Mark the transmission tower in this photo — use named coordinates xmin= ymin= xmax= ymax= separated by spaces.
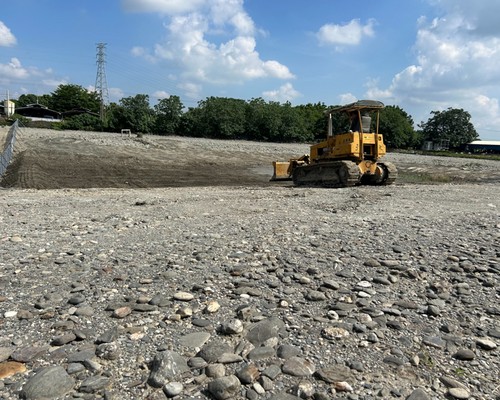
xmin=95 ymin=43 xmax=110 ymax=122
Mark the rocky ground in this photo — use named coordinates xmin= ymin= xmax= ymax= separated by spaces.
xmin=0 ymin=128 xmax=499 ymax=400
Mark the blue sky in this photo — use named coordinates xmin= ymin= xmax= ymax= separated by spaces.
xmin=1 ymin=0 xmax=500 ymax=140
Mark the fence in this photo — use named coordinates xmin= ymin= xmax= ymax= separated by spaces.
xmin=0 ymin=120 xmax=18 ymax=179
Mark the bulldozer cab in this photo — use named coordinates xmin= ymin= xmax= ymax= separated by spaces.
xmin=327 ymin=100 xmax=384 ymax=137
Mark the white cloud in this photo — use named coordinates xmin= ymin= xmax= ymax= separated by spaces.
xmin=262 ymin=82 xmax=301 ymax=103
xmin=42 ymin=78 xmax=68 ymax=89
xmin=152 ymin=90 xmax=170 ymax=99
xmin=316 ymin=19 xmax=375 ymax=48
xmin=178 ymin=82 xmax=202 ymax=100
xmin=430 ymin=0 xmax=500 ymax=36
xmin=0 ymin=57 xmax=70 ymax=95
xmin=131 ymin=46 xmax=146 ymax=57
xmin=126 ymin=0 xmax=293 ymax=100
xmin=339 ymin=93 xmax=358 ymax=105
xmin=109 ymin=87 xmax=125 ymax=103
xmin=155 ymin=16 xmax=294 ymax=84
xmin=365 ymin=1 xmax=500 ymax=139
xmin=209 ymin=0 xmax=255 ymax=35
xmin=0 ymin=21 xmax=16 ymax=47
xmin=0 ymin=58 xmax=29 ymax=81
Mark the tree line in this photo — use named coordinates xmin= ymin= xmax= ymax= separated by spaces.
xmin=8 ymin=84 xmax=479 ymax=149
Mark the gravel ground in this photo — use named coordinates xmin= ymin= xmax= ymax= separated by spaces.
xmin=0 ymin=128 xmax=499 ymax=400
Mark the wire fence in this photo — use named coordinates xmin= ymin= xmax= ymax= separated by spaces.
xmin=0 ymin=120 xmax=19 ymax=180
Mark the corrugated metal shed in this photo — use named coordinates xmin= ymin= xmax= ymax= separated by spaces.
xmin=467 ymin=140 xmax=500 ymax=153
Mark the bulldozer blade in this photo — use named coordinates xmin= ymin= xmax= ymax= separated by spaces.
xmin=270 ymin=161 xmax=292 ymax=181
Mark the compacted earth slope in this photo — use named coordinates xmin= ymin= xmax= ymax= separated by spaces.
xmin=1 ymin=128 xmax=500 ymax=189
xmin=0 ymin=128 xmax=499 ymax=400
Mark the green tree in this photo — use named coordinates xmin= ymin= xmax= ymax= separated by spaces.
xmin=153 ymin=95 xmax=184 ymax=135
xmin=49 ymin=84 xmax=101 ymax=113
xmin=245 ymin=97 xmax=268 ymax=141
xmin=420 ymin=108 xmax=479 ymax=149
xmin=114 ymin=94 xmax=154 ymax=133
xmin=245 ymin=99 xmax=315 ymax=142
xmin=178 ymin=106 xmax=204 ymax=137
xmin=104 ymin=102 xmax=123 ymax=132
xmin=196 ymin=97 xmax=247 ymax=139
xmin=60 ymin=114 xmax=101 ymax=131
xmin=278 ymin=101 xmax=311 ymax=142
xmin=379 ymin=105 xmax=416 ymax=148
xmin=15 ymin=93 xmax=52 ymax=108
xmin=296 ymin=102 xmax=328 ymax=141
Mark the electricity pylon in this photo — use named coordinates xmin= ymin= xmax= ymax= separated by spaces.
xmin=95 ymin=43 xmax=110 ymax=123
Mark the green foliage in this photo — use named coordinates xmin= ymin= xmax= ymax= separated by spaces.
xmin=178 ymin=97 xmax=329 ymax=142
xmin=245 ymin=99 xmax=283 ymax=141
xmin=296 ymin=102 xmax=329 ymax=140
xmin=153 ymin=95 xmax=183 ymax=135
xmin=244 ymin=97 xmax=269 ymax=140
xmin=107 ymin=94 xmax=154 ymax=133
xmin=420 ymin=108 xmax=479 ymax=149
xmin=49 ymin=84 xmax=101 ymax=113
xmin=195 ymin=97 xmax=247 ymax=139
xmin=279 ymin=101 xmax=310 ymax=142
xmin=177 ymin=106 xmax=204 ymax=137
xmin=16 ymin=94 xmax=37 ymax=107
xmin=10 ymin=114 xmax=30 ymax=126
xmin=379 ymin=105 xmax=418 ymax=148
xmin=60 ymin=114 xmax=101 ymax=131
xmin=15 ymin=94 xmax=52 ymax=108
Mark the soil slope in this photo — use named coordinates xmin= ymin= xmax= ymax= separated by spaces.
xmin=1 ymin=128 xmax=499 ymax=189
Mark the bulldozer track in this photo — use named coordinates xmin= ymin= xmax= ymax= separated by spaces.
xmin=379 ymin=161 xmax=397 ymax=185
xmin=292 ymin=160 xmax=361 ymax=188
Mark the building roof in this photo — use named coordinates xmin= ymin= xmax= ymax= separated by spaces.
xmin=468 ymin=141 xmax=500 ymax=146
xmin=15 ymin=104 xmax=61 ymax=119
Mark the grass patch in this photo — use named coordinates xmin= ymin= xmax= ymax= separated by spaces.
xmin=394 ymin=149 xmax=500 ymax=162
xmin=397 ymin=170 xmax=454 ymax=184
xmin=427 ymin=151 xmax=500 ymax=161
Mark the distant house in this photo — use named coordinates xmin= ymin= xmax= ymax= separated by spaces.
xmin=466 ymin=140 xmax=500 ymax=154
xmin=1 ymin=102 xmax=100 ymax=124
xmin=14 ymin=103 xmax=62 ymax=121
xmin=422 ymin=139 xmax=450 ymax=151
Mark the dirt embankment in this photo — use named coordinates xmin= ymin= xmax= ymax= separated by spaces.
xmin=1 ymin=127 xmax=500 ymax=189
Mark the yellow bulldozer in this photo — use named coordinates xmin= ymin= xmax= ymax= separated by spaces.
xmin=271 ymin=100 xmax=397 ymax=187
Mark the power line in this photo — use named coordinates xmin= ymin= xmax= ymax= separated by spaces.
xmin=95 ymin=43 xmax=110 ymax=122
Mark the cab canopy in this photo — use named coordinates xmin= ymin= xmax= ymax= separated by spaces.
xmin=326 ymin=100 xmax=384 ymax=115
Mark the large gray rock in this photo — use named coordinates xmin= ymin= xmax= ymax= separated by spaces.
xmin=281 ymin=357 xmax=316 ymax=377
xmin=207 ymin=375 xmax=241 ymax=400
xmin=79 ymin=375 xmax=110 ymax=393
xmin=246 ymin=317 xmax=285 ymax=346
xmin=406 ymin=388 xmax=430 ymax=400
xmin=197 ymin=341 xmax=233 ymax=363
xmin=315 ymin=364 xmax=353 ymax=383
xmin=20 ymin=365 xmax=75 ymax=399
xmin=148 ymin=351 xmax=189 ymax=388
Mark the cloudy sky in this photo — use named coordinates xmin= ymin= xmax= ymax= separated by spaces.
xmin=1 ymin=0 xmax=500 ymax=140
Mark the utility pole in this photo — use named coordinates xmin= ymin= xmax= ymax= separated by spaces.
xmin=95 ymin=43 xmax=110 ymax=123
